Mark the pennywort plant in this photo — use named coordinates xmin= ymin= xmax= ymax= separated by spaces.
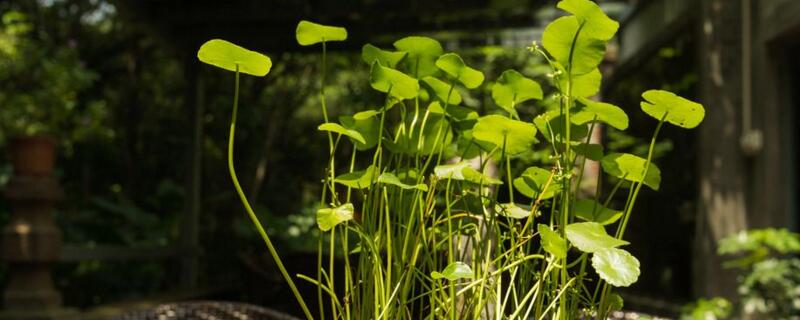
xmin=197 ymin=0 xmax=705 ymax=319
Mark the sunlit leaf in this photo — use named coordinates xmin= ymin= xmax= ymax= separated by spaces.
xmin=539 ymin=224 xmax=567 ymax=259
xmin=362 ymin=44 xmax=407 ymax=68
xmin=600 ymin=153 xmax=661 ymax=190
xmin=431 ymin=262 xmax=473 ymax=280
xmin=340 ymin=110 xmax=380 ymax=150
xmin=378 ymin=172 xmax=428 ymax=191
xmin=559 ymin=67 xmax=601 ymax=98
xmin=318 ymin=123 xmax=366 ymax=144
xmin=421 ymin=76 xmax=462 ymax=105
xmin=542 ymin=16 xmax=606 ymax=75
xmin=316 ymin=203 xmax=354 ymax=232
xmin=592 ymin=248 xmax=640 ymax=287
xmin=640 ymin=90 xmax=705 ymax=129
xmin=435 ymin=53 xmax=484 ymax=89
xmin=472 ymin=115 xmax=538 ymax=154
xmin=335 ymin=165 xmax=377 ymax=189
xmin=495 ymin=203 xmax=531 ymax=220
xmin=491 ymin=69 xmax=543 ymax=116
xmin=434 ymin=161 xmax=502 ymax=185
xmin=393 ymin=36 xmax=443 ymax=78
xmin=295 ymin=20 xmax=347 ymax=46
xmin=197 ymin=39 xmax=272 ymax=76
xmin=573 ymin=199 xmax=622 ymax=225
xmin=557 ymin=0 xmax=619 ymax=40
xmin=369 ymin=61 xmax=419 ymax=100
xmin=565 ymin=222 xmax=628 ymax=253
xmin=533 ymin=110 xmax=588 ymax=143
xmin=572 ymin=97 xmax=629 ymax=130
xmin=513 ymin=166 xmax=561 ymax=200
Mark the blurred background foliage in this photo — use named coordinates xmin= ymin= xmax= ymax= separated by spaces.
xmin=0 ymin=0 xmax=706 ymax=314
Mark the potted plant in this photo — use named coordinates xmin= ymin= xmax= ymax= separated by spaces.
xmin=0 ymin=10 xmax=97 ymax=175
xmin=199 ymin=0 xmax=705 ymax=318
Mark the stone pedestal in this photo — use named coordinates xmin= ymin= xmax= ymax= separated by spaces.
xmin=1 ymin=137 xmax=78 ymax=319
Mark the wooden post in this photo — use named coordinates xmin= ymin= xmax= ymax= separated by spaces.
xmin=693 ymin=0 xmax=749 ymax=300
xmin=1 ymin=137 xmax=77 ymax=319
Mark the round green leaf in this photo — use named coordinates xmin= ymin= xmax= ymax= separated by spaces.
xmin=197 ymin=39 xmax=272 ymax=76
xmin=513 ymin=166 xmax=561 ymax=200
xmin=491 ymin=69 xmax=543 ymax=115
xmin=565 ymin=222 xmax=629 ymax=253
xmin=362 ymin=44 xmax=407 ymax=68
xmin=560 ymin=68 xmax=602 ymax=98
xmin=434 ymin=162 xmax=502 ymax=185
xmin=495 ymin=203 xmax=531 ymax=220
xmin=600 ymin=153 xmax=661 ymax=190
xmin=572 ymin=142 xmax=603 ymax=161
xmin=421 ymin=76 xmax=462 ymax=105
xmin=378 ymin=172 xmax=428 ymax=191
xmin=390 ymin=104 xmax=452 ymax=155
xmin=335 ymin=165 xmax=377 ymax=189
xmin=318 ymin=123 xmax=366 ymax=144
xmin=472 ymin=115 xmax=538 ymax=155
xmin=533 ymin=110 xmax=588 ymax=143
xmin=538 ymin=224 xmax=567 ymax=259
xmin=435 ymin=53 xmax=485 ymax=89
xmin=295 ymin=20 xmax=347 ymax=46
xmin=542 ymin=16 xmax=606 ymax=75
xmin=369 ymin=61 xmax=419 ymax=100
xmin=640 ymin=90 xmax=705 ymax=129
xmin=557 ymin=0 xmax=619 ymax=41
xmin=393 ymin=36 xmax=443 ymax=78
xmin=572 ymin=97 xmax=629 ymax=130
xmin=431 ymin=262 xmax=473 ymax=280
xmin=592 ymin=248 xmax=640 ymax=287
xmin=316 ymin=203 xmax=354 ymax=232
xmin=340 ymin=110 xmax=380 ymax=150
xmin=573 ymin=199 xmax=622 ymax=225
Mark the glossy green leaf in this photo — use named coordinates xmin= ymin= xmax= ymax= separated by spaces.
xmin=435 ymin=53 xmax=485 ymax=89
xmin=340 ymin=111 xmax=380 ymax=150
xmin=434 ymin=162 xmax=502 ymax=185
xmin=361 ymin=44 xmax=407 ymax=68
xmin=562 ymin=68 xmax=602 ymax=97
xmin=592 ymin=248 xmax=640 ymax=287
xmin=600 ymin=153 xmax=661 ymax=190
xmin=316 ymin=203 xmax=354 ymax=232
xmin=513 ymin=166 xmax=561 ymax=200
xmin=557 ymin=0 xmax=619 ymax=40
xmin=378 ymin=172 xmax=428 ymax=191
xmin=492 ymin=70 xmax=543 ymax=115
xmin=573 ymin=199 xmax=622 ymax=225
xmin=318 ymin=123 xmax=366 ymax=144
xmin=533 ymin=110 xmax=588 ymax=143
xmin=431 ymin=262 xmax=473 ymax=280
xmin=495 ymin=203 xmax=531 ymax=220
xmin=393 ymin=36 xmax=443 ymax=78
xmin=472 ymin=115 xmax=538 ymax=154
xmin=295 ymin=20 xmax=347 ymax=46
xmin=335 ymin=165 xmax=377 ymax=189
xmin=197 ymin=39 xmax=272 ymax=76
xmin=542 ymin=16 xmax=606 ymax=75
xmin=572 ymin=97 xmax=629 ymax=130
xmin=369 ymin=61 xmax=419 ymax=100
xmin=572 ymin=142 xmax=603 ymax=161
xmin=565 ymin=222 xmax=629 ymax=253
xmin=538 ymin=224 xmax=567 ymax=259
xmin=421 ymin=76 xmax=462 ymax=105
xmin=640 ymin=90 xmax=705 ymax=129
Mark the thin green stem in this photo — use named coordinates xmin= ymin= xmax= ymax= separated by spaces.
xmin=227 ymin=67 xmax=313 ymax=320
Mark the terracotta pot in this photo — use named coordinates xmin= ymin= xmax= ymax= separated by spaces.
xmin=8 ymin=135 xmax=57 ymax=176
